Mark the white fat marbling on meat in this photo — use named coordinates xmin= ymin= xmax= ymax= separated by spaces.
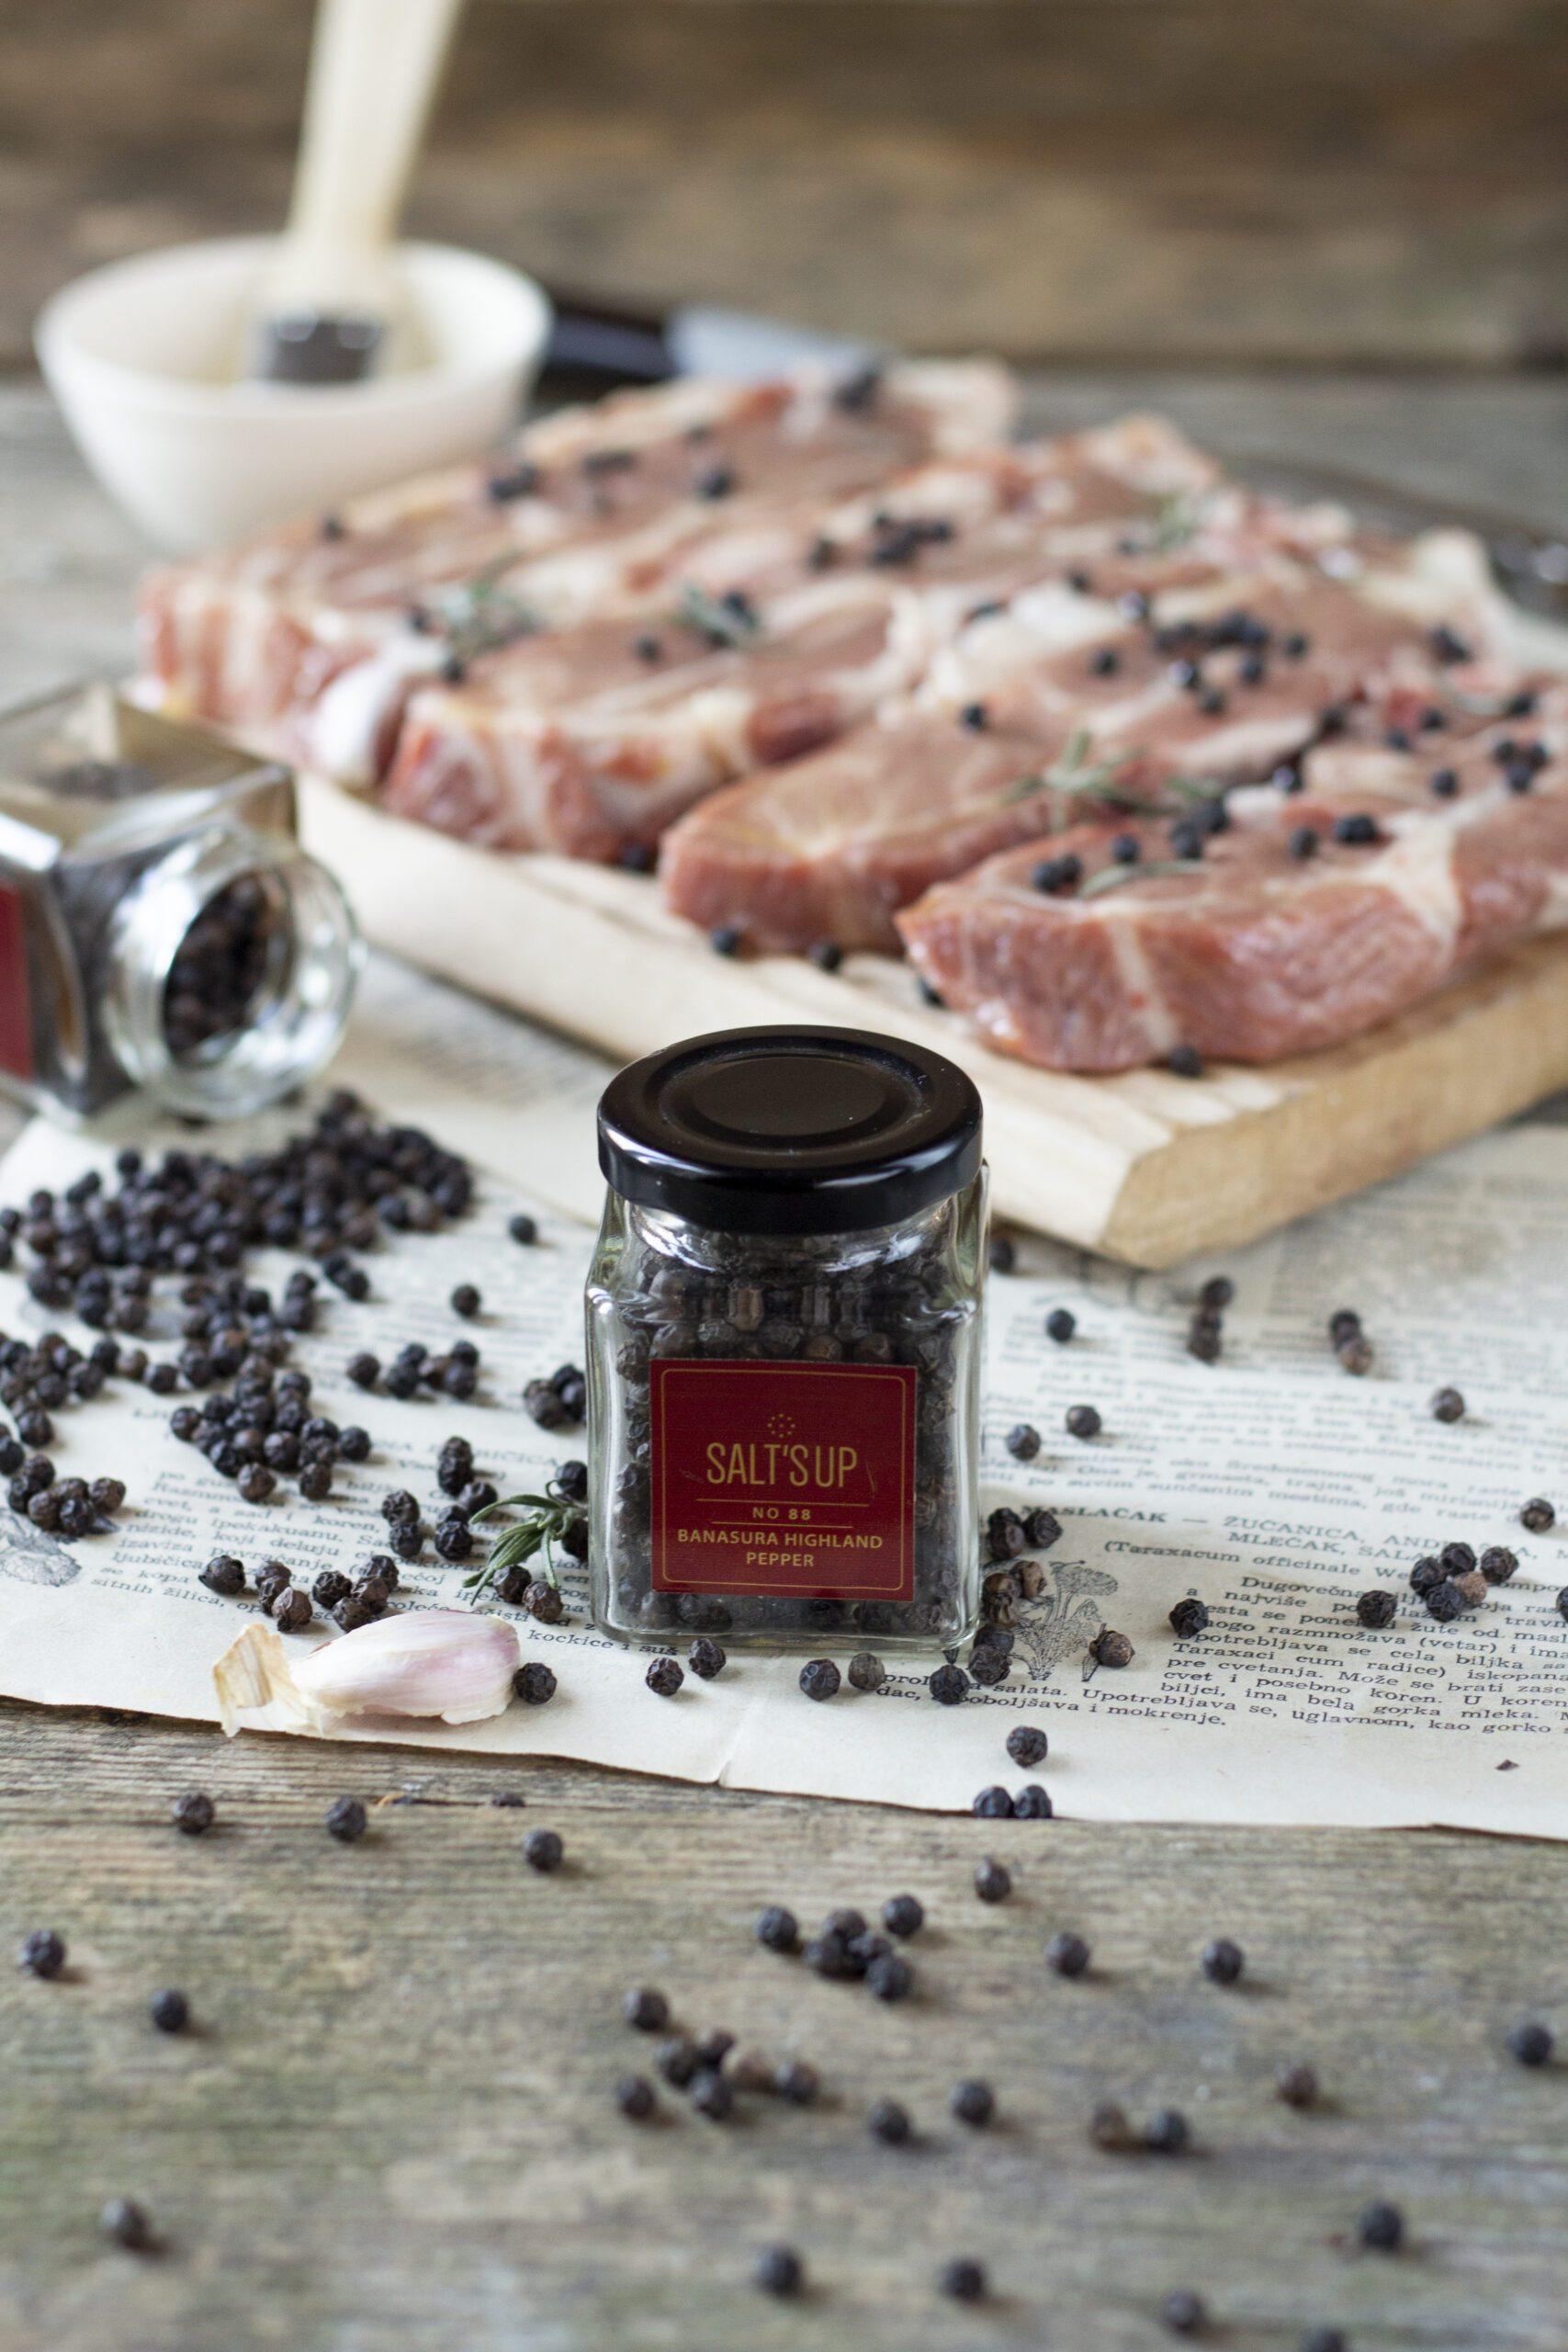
xmin=306 ymin=637 xmax=442 ymax=784
xmin=917 ymin=587 xmax=1122 ymax=704
xmin=1096 ymin=906 xmax=1182 ymax=1056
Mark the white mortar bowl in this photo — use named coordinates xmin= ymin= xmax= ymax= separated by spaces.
xmin=37 ymin=237 xmax=551 ymax=553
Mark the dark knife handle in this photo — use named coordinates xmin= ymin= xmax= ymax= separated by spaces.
xmin=542 ymin=298 xmax=676 ymax=390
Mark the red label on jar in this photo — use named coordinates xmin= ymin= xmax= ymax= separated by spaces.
xmin=0 ymin=884 xmax=31 ymax=1081
xmin=649 ymin=1359 xmax=917 ymax=1601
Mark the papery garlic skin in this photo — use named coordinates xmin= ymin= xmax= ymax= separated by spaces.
xmin=292 ymin=1609 xmax=521 ymax=1724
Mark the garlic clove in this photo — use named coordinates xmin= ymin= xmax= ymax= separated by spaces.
xmin=215 ymin=1610 xmax=520 ymax=1736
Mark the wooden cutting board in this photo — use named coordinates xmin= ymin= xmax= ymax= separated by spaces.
xmin=301 ymin=775 xmax=1568 ymax=1269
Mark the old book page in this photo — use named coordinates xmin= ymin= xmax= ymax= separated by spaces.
xmin=0 ymin=957 xmax=1562 ymax=1835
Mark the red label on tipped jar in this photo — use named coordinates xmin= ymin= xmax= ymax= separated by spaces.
xmin=649 ymin=1360 xmax=917 ymax=1600
xmin=0 ymin=884 xmax=31 ymax=1080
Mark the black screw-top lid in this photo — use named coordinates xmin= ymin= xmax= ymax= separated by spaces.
xmin=597 ymin=1026 xmax=983 ymax=1235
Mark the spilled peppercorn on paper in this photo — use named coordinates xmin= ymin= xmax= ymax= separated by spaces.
xmin=0 ymin=956 xmax=1565 ymax=1835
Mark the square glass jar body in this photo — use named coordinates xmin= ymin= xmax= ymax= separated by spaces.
xmin=587 ymin=1174 xmax=985 ymax=1652
xmin=0 ymin=685 xmax=357 ymax=1122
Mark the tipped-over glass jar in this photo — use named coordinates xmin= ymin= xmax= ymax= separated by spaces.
xmin=0 ymin=684 xmax=360 ymax=1123
xmin=587 ymin=1025 xmax=986 ymax=1652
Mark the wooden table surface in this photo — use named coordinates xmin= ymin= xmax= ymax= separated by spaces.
xmin=1 ymin=381 xmax=1566 ymax=2352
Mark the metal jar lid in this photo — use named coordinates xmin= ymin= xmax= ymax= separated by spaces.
xmin=597 ymin=1025 xmax=983 ymax=1235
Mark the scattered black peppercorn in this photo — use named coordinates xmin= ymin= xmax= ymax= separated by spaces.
xmin=524 ymin=1827 xmax=564 ymax=1872
xmin=656 ymin=2035 xmax=700 ymax=2087
xmin=868 ymin=2096 xmax=912 ymax=2144
xmin=1480 ymin=1546 xmax=1518 ymax=1584
xmin=973 ymin=1857 xmax=1012 ymax=1905
xmin=687 ymin=1636 xmax=727 ymax=1679
xmin=1166 ymin=1045 xmax=1204 ymax=1080
xmin=799 ymin=1658 xmax=840 ymax=1702
xmin=615 ymin=2074 xmax=657 ymax=2120
xmin=847 ymin=1651 xmax=886 ymax=1692
xmin=271 ymin=1586 xmax=312 ymax=1632
xmin=1357 ymin=1590 xmax=1397 ymax=1629
xmin=972 ymin=1786 xmax=1015 ymax=1820
xmin=1506 ymin=2020 xmax=1554 ymax=2067
xmin=1521 ymin=1497 xmax=1556 ymax=1532
xmin=774 ymin=2059 xmax=819 ymax=2103
xmin=1429 ymin=1385 xmax=1465 ymax=1422
xmin=1440 ymin=1541 xmax=1476 ymax=1576
xmin=752 ymin=2245 xmax=804 ymax=2298
xmin=689 ymin=2067 xmax=734 ymax=2120
xmin=1356 ymin=2200 xmax=1404 ymax=2253
xmin=199 ymin=1553 xmax=245 ymax=1598
xmin=1024 ymin=1506 xmax=1061 ymax=1550
xmin=1044 ymin=1306 xmax=1076 ymax=1343
xmin=1409 ymin=1555 xmax=1444 ymax=1596
xmin=929 ymin=1662 xmax=969 ymax=1704
xmin=646 ymin=1655 xmax=683 ymax=1699
xmin=756 ymin=1905 xmax=800 ymax=1954
xmin=1276 ymin=2060 xmax=1320 ymax=2108
xmin=508 ymin=1213 xmax=538 ymax=1246
xmin=1299 ymin=2331 xmax=1347 ymax=2352
xmin=1201 ymin=1937 xmax=1245 ymax=1985
xmin=1014 ymin=1783 xmax=1054 ymax=1819
xmin=326 ymin=1796 xmax=367 ymax=1843
xmin=1143 ymin=2107 xmax=1191 ymax=2155
xmin=1337 ymin=1334 xmax=1374 ymax=1376
xmin=938 ymin=2257 xmax=987 ymax=2303
xmin=18 ymin=1928 xmax=65 ymax=1979
xmin=1066 ymin=1403 xmax=1101 ymax=1440
xmin=807 ymin=938 xmax=842 ymax=973
xmin=1006 ymin=1421 xmax=1041 ymax=1461
xmin=622 ymin=1985 xmax=670 ymax=2033
xmin=513 ymin=1661 xmax=558 ymax=1706
xmin=150 ymin=1988 xmax=189 ymax=2034
xmin=867 ymin=1951 xmax=915 ymax=2002
xmin=1091 ymin=2101 xmax=1135 ymax=2151
xmin=882 ymin=1893 xmax=923 ymax=1939
xmin=100 ymin=2197 xmax=154 ymax=2252
xmin=1046 ymin=1930 xmax=1091 ymax=1978
xmin=1091 ymin=1628 xmax=1134 ymax=1669
xmin=950 ymin=2077 xmax=995 ymax=2128
xmin=172 ymin=1791 xmax=215 ymax=1837
xmin=1168 ymin=1598 xmax=1211 ymax=1639
xmin=1160 ymin=2289 xmax=1206 ymax=2335
xmin=449 ymin=1283 xmax=481 ymax=1319
xmin=1424 ymin=1578 xmax=1467 ymax=1622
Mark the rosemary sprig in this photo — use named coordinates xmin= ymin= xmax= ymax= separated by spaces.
xmin=677 ymin=582 xmax=765 ymax=650
xmin=1078 ymin=857 xmax=1209 ymax=900
xmin=1150 ymin=489 xmax=1213 ymax=553
xmin=428 ymin=557 xmax=542 ymax=662
xmin=1004 ymin=729 xmax=1134 ymax=808
xmin=463 ymin=1492 xmax=583 ymax=1603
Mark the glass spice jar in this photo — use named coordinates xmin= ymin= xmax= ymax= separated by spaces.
xmin=587 ymin=1025 xmax=986 ymax=1652
xmin=0 ymin=683 xmax=360 ymax=1123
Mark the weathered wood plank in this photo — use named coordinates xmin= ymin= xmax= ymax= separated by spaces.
xmin=0 ymin=1700 xmax=1565 ymax=2352
xmin=4 ymin=0 xmax=1567 ymax=368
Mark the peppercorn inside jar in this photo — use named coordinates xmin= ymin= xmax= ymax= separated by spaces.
xmin=587 ymin=1025 xmax=986 ymax=1652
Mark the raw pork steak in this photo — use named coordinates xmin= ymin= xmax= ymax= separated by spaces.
xmin=660 ymin=560 xmax=1480 ymax=953
xmin=138 ymin=361 xmax=1016 ymax=757
xmin=897 ymin=679 xmax=1568 ymax=1071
